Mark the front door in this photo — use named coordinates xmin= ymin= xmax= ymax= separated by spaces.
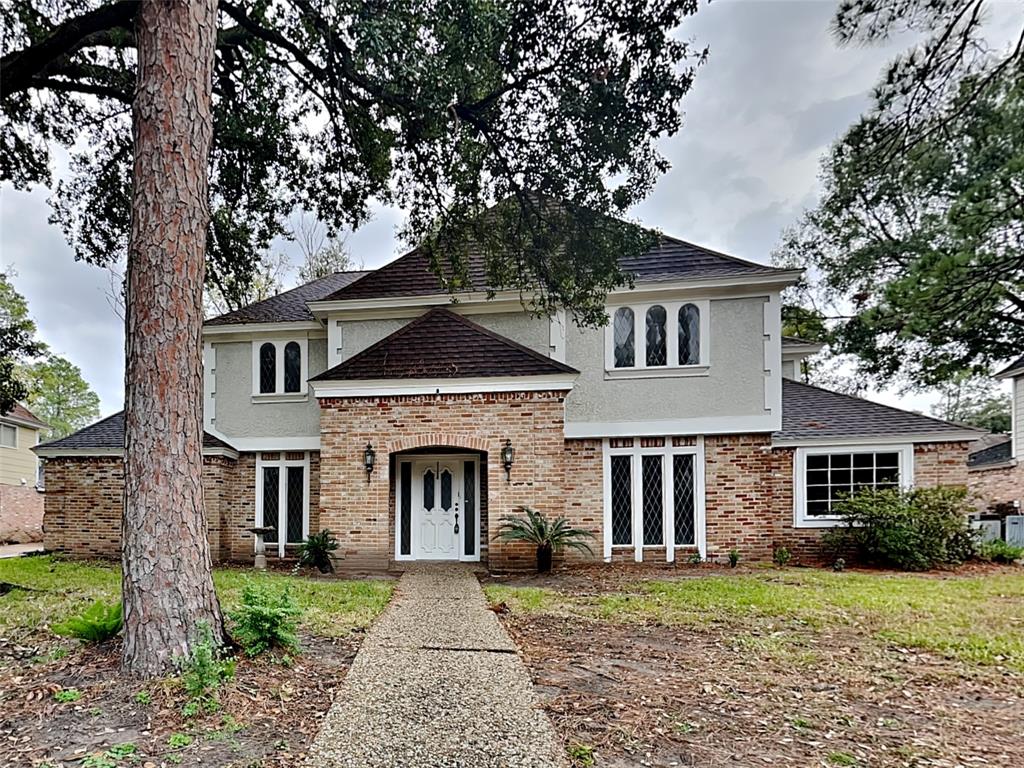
xmin=412 ymin=458 xmax=461 ymax=559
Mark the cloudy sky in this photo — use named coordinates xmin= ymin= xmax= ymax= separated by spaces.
xmin=0 ymin=1 xmax=1011 ymax=417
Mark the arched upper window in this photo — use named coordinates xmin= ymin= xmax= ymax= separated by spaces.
xmin=678 ymin=303 xmax=701 ymax=365
xmin=613 ymin=307 xmax=635 ymax=368
xmin=645 ymin=305 xmax=667 ymax=366
xmin=284 ymin=341 xmax=302 ymax=393
xmin=259 ymin=343 xmax=276 ymax=394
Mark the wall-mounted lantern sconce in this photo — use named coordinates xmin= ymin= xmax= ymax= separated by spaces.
xmin=501 ymin=438 xmax=515 ymax=483
xmin=363 ymin=442 xmax=376 ymax=483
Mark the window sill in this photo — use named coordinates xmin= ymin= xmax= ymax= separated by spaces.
xmin=251 ymin=393 xmax=309 ymax=404
xmin=604 ymin=365 xmax=709 ymax=381
xmin=793 ymin=516 xmax=844 ymax=529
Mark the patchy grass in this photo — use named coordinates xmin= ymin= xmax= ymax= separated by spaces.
xmin=485 ymin=569 xmax=1024 ymax=670
xmin=0 ymin=555 xmax=393 ymax=643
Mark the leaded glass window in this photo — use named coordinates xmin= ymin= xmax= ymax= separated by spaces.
xmin=673 ymin=454 xmax=695 ymax=545
xmin=463 ymin=461 xmax=476 ymax=557
xmin=259 ymin=343 xmax=276 ymax=394
xmin=400 ymin=462 xmax=412 ymax=556
xmin=610 ymin=455 xmax=632 ymax=545
xmin=261 ymin=466 xmax=279 ymax=543
xmin=641 ymin=455 xmax=663 ymax=545
xmin=286 ymin=466 xmax=304 ymax=542
xmin=423 ymin=469 xmax=435 ymax=509
xmin=440 ymin=468 xmax=453 ymax=511
xmin=613 ymin=308 xmax=635 ymax=368
xmin=284 ymin=341 xmax=301 ymax=393
xmin=645 ymin=306 xmax=667 ymax=366
xmin=678 ymin=304 xmax=700 ymax=365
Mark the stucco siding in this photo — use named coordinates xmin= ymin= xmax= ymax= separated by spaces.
xmin=470 ymin=311 xmax=550 ymax=355
xmin=212 ymin=338 xmax=326 ymax=438
xmin=1 ymin=424 xmax=41 ymax=486
xmin=564 ymin=296 xmax=770 ymax=426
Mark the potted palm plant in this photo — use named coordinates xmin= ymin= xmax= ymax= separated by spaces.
xmin=494 ymin=507 xmax=595 ymax=573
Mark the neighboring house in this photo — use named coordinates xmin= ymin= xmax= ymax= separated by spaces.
xmin=35 ymin=232 xmax=979 ymax=568
xmin=0 ymin=403 xmax=48 ymax=543
xmin=968 ymin=355 xmax=1024 ymax=512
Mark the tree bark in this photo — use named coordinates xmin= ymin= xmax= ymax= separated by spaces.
xmin=121 ymin=0 xmax=222 ymax=678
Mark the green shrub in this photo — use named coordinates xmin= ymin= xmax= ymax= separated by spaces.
xmin=52 ymin=600 xmax=123 ymax=643
xmin=228 ymin=580 xmax=301 ymax=657
xmin=180 ymin=621 xmax=235 ymax=715
xmin=823 ymin=486 xmax=975 ymax=571
xmin=54 ymin=688 xmax=81 ymax=703
xmin=978 ymin=538 xmax=1024 ymax=564
xmin=727 ymin=549 xmax=740 ymax=568
xmin=296 ymin=529 xmax=340 ymax=573
xmin=772 ymin=547 xmax=791 ymax=567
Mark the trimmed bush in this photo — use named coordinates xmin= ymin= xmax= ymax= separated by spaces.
xmin=978 ymin=539 xmax=1024 ymax=564
xmin=228 ymin=580 xmax=301 ymax=656
xmin=52 ymin=600 xmax=123 ymax=643
xmin=822 ymin=486 xmax=975 ymax=571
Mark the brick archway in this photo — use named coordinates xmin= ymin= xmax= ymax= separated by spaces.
xmin=387 ymin=432 xmax=490 ymax=454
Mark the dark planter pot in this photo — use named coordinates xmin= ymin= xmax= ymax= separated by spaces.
xmin=536 ymin=544 xmax=553 ymax=573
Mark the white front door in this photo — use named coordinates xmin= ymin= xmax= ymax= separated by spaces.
xmin=412 ymin=458 xmax=461 ymax=560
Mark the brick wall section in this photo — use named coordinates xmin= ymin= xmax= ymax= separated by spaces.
xmin=968 ymin=462 xmax=1023 ymax=511
xmin=0 ymin=484 xmax=44 ymax=543
xmin=318 ymin=391 xmax=568 ymax=571
xmin=704 ymin=434 xmax=777 ymax=561
xmin=561 ymin=439 xmax=604 ymax=564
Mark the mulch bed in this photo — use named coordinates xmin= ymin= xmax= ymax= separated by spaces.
xmin=0 ymin=631 xmax=363 ymax=767
xmin=501 ymin=612 xmax=1024 ymax=767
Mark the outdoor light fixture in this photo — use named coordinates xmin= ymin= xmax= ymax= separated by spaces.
xmin=363 ymin=442 xmax=376 ymax=482
xmin=501 ymin=439 xmax=515 ymax=482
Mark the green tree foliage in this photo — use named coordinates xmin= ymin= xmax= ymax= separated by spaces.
xmin=930 ymin=373 xmax=1011 ymax=433
xmin=0 ymin=271 xmax=43 ymax=413
xmin=20 ymin=355 xmax=101 ymax=440
xmin=1 ymin=0 xmax=707 ymax=323
xmin=777 ymin=1 xmax=1024 ymax=389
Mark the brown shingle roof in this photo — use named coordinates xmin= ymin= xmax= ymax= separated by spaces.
xmin=204 ymin=271 xmax=370 ymax=326
xmin=311 ymin=308 xmax=578 ymax=381
xmin=321 ymin=235 xmax=790 ymax=303
xmin=1 ymin=403 xmax=47 ymax=429
xmin=775 ymin=379 xmax=981 ymax=443
xmin=35 ymin=411 xmax=233 ymax=452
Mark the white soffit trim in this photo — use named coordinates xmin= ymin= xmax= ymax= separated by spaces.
xmin=1 ymin=415 xmax=45 ymax=430
xmin=202 ymin=321 xmax=325 ymax=339
xmin=226 ymin=436 xmax=322 ymax=451
xmin=313 ymin=374 xmax=576 ymax=398
xmin=565 ymin=413 xmax=780 ymax=439
xmin=772 ymin=431 xmax=982 ymax=449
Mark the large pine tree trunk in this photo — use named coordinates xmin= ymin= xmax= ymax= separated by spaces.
xmin=121 ymin=0 xmax=222 ymax=678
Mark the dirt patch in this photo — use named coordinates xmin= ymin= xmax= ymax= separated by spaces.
xmin=0 ymin=632 xmax=363 ymax=767
xmin=503 ymin=613 xmax=1024 ymax=767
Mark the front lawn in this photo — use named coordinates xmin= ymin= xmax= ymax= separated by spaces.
xmin=0 ymin=555 xmax=394 ymax=767
xmin=486 ymin=567 xmax=1024 ymax=767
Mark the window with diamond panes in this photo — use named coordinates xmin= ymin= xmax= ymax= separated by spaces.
xmin=678 ymin=304 xmax=700 ymax=365
xmin=440 ymin=468 xmax=452 ymax=511
xmin=673 ymin=454 xmax=696 ymax=545
xmin=286 ymin=466 xmax=304 ymax=542
xmin=261 ymin=467 xmax=279 ymax=543
xmin=463 ymin=461 xmax=476 ymax=556
xmin=259 ymin=343 xmax=276 ymax=394
xmin=400 ymin=462 xmax=412 ymax=556
xmin=805 ymin=451 xmax=900 ymax=516
xmin=284 ymin=341 xmax=302 ymax=393
xmin=645 ymin=306 xmax=667 ymax=366
xmin=613 ymin=307 xmax=635 ymax=368
xmin=610 ymin=455 xmax=633 ymax=545
xmin=641 ymin=455 xmax=664 ymax=545
xmin=423 ymin=469 xmax=435 ymax=509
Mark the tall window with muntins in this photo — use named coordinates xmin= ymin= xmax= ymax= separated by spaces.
xmin=673 ymin=454 xmax=695 ymax=545
xmin=805 ymin=451 xmax=901 ymax=516
xmin=613 ymin=307 xmax=635 ymax=368
xmin=645 ymin=305 xmax=667 ymax=366
xmin=641 ymin=455 xmax=664 ymax=545
xmin=678 ymin=303 xmax=700 ymax=365
xmin=610 ymin=455 xmax=633 ymax=545
xmin=284 ymin=341 xmax=302 ymax=393
xmin=400 ymin=462 xmax=412 ymax=556
xmin=259 ymin=343 xmax=276 ymax=394
xmin=463 ymin=461 xmax=476 ymax=556
xmin=261 ymin=466 xmax=279 ymax=543
xmin=286 ymin=466 xmax=304 ymax=542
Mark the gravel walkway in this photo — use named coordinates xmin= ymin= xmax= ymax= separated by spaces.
xmin=307 ymin=564 xmax=564 ymax=767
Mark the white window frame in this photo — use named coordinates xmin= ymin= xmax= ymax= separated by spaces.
xmin=604 ymin=300 xmax=710 ymax=378
xmin=602 ymin=436 xmax=706 ymax=562
xmin=251 ymin=338 xmax=309 ymax=401
xmin=0 ymin=423 xmax=17 ymax=449
xmin=793 ymin=443 xmax=914 ymax=528
xmin=255 ymin=451 xmax=311 ymax=557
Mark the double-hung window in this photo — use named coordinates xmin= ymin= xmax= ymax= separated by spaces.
xmin=252 ymin=339 xmax=307 ymax=399
xmin=256 ymin=452 xmax=310 ymax=557
xmin=0 ymin=423 xmax=17 ymax=448
xmin=794 ymin=444 xmax=913 ymax=527
xmin=607 ymin=300 xmax=709 ymax=375
xmin=605 ymin=438 xmax=704 ymax=561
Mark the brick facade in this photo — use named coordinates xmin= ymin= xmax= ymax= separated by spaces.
xmin=0 ymin=484 xmax=44 ymax=543
xmin=969 ymin=461 xmax=1023 ymax=511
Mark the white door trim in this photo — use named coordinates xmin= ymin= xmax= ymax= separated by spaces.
xmin=394 ymin=453 xmax=481 ymax=563
xmin=255 ymin=451 xmax=311 ymax=558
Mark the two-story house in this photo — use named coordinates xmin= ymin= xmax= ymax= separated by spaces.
xmin=1 ymin=403 xmax=47 ymax=543
xmin=968 ymin=356 xmax=1024 ymax=512
xmin=35 ymin=231 xmax=979 ymax=568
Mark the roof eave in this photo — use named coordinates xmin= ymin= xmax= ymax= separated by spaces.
xmin=995 ymin=366 xmax=1024 ymax=380
xmin=1 ymin=414 xmax=47 ymax=430
xmin=35 ymin=445 xmax=240 ymax=460
xmin=202 ymin=320 xmax=325 ymax=337
xmin=311 ymin=373 xmax=577 ymax=399
xmin=771 ymin=429 xmax=983 ymax=449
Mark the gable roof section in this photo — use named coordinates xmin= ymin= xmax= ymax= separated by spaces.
xmin=204 ymin=270 xmax=370 ymax=326
xmin=311 ymin=307 xmax=578 ymax=382
xmin=775 ymin=379 xmax=982 ymax=445
xmin=35 ymin=412 xmax=234 ymax=455
xmin=967 ymin=433 xmax=1013 ymax=468
xmin=995 ymin=353 xmax=1024 ymax=379
xmin=321 ymin=235 xmax=792 ymax=303
xmin=1 ymin=403 xmax=48 ymax=429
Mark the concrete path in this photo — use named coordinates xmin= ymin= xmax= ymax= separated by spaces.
xmin=0 ymin=543 xmax=43 ymax=559
xmin=307 ymin=564 xmax=564 ymax=768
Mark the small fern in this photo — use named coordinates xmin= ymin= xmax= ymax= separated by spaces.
xmin=52 ymin=601 xmax=123 ymax=643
